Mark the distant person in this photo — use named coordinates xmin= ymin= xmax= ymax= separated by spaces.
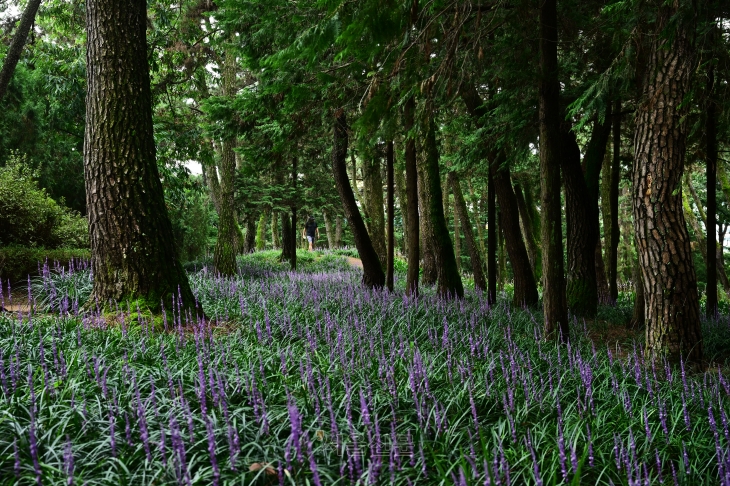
xmin=302 ymin=215 xmax=319 ymax=251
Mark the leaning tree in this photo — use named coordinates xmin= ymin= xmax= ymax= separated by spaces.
xmin=84 ymin=0 xmax=195 ymax=311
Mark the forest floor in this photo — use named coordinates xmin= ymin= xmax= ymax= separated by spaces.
xmin=345 ymin=256 xmax=363 ymax=269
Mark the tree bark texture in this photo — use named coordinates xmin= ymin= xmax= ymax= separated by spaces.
xmin=395 ymin=164 xmax=410 ymax=255
xmin=706 ymin=66 xmax=718 ymax=317
xmin=362 ymin=152 xmax=387 ymax=268
xmin=421 ymin=112 xmax=463 ymax=298
xmin=561 ymin=128 xmax=598 ymax=318
xmin=539 ymin=0 xmax=569 ymax=341
xmin=610 ymin=101 xmax=622 ymax=300
xmin=0 ymin=0 xmax=42 ymax=103
xmin=244 ymin=213 xmax=256 ymax=254
xmin=418 ymin=160 xmax=438 ymax=286
xmin=404 ymin=96 xmax=420 ymax=295
xmin=213 ymin=50 xmax=239 ymax=276
xmin=280 ymin=213 xmax=292 ymax=261
xmin=84 ymin=0 xmax=195 ymax=309
xmin=449 ymin=172 xmax=486 ymax=291
xmin=492 ymin=163 xmax=539 ymax=306
xmin=514 ymin=181 xmax=541 ymax=282
xmin=323 ymin=211 xmax=336 ymax=249
xmin=632 ymin=6 xmax=702 ymax=363
xmin=332 ymin=110 xmax=385 ymax=288
xmin=387 ymin=141 xmax=395 ymax=291
xmin=595 ymin=237 xmax=612 ymax=304
xmin=335 ymin=216 xmax=343 ymax=248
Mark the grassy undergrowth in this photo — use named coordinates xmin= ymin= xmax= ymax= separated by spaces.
xmin=0 ymin=255 xmax=729 ymax=485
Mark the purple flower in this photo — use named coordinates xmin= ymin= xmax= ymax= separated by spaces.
xmin=64 ymin=436 xmax=74 ymax=486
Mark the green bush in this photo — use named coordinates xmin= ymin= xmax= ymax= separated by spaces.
xmin=0 ymin=157 xmax=88 ymax=248
xmin=167 ymin=188 xmax=215 ymax=263
xmin=0 ymin=246 xmax=90 ymax=284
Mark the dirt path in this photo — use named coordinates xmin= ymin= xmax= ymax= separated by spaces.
xmin=346 ymin=257 xmax=363 ymax=269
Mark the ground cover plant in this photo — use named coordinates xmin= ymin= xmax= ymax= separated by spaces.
xmin=1 ymin=256 xmax=729 ymax=485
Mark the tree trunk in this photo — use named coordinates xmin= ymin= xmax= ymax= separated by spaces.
xmin=213 ymin=50 xmax=239 ymax=277
xmin=633 ymin=6 xmax=701 ymax=363
xmin=449 ymin=172 xmax=486 ymax=291
xmin=386 ymin=141 xmax=395 ymax=291
xmin=469 ymin=182 xmax=487 ymax=258
xmin=488 ymin=171 xmax=497 ymax=304
xmin=539 ymin=0 xmax=569 ymax=341
xmin=84 ymin=0 xmax=194 ymax=310
xmin=280 ymin=213 xmax=292 ymax=262
xmin=331 ymin=110 xmax=385 ymax=288
xmin=706 ymin=66 xmax=718 ymax=317
xmin=492 ymin=160 xmax=539 ymax=306
xmin=609 ymin=101 xmax=622 ymax=301
xmin=404 ymin=96 xmax=420 ymax=295
xmin=452 ymin=182 xmax=461 ymax=273
xmin=291 ymin=157 xmax=297 ymax=271
xmin=335 ymin=216 xmax=343 ymax=248
xmin=395 ymin=165 xmax=410 ymax=255
xmin=498 ymin=210 xmax=506 ymax=291
xmin=514 ymin=181 xmax=541 ymax=280
xmin=421 ymin=109 xmax=463 ymax=298
xmin=418 ymin=160 xmax=438 ymax=286
xmin=362 ymin=151 xmax=387 ymax=267
xmin=561 ymin=128 xmax=598 ymax=318
xmin=244 ymin=213 xmax=257 ymax=253
xmin=595 ymin=238 xmax=612 ymax=304
xmin=0 ymin=0 xmax=42 ymax=103
xmin=272 ymin=211 xmax=280 ymax=248
xmin=323 ymin=211 xmax=336 ymax=249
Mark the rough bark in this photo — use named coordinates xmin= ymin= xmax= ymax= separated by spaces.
xmin=0 ymin=0 xmax=42 ymax=103
xmin=335 ymin=216 xmax=343 ymax=248
xmin=421 ymin=110 xmax=463 ymax=298
xmin=362 ymin=152 xmax=387 ymax=267
xmin=386 ymin=141 xmax=395 ymax=291
xmin=202 ymin=163 xmax=221 ymax=214
xmin=84 ymin=0 xmax=194 ymax=309
xmin=561 ymin=128 xmax=598 ymax=318
xmin=706 ymin=66 xmax=718 ymax=317
xmin=280 ymin=213 xmax=292 ymax=261
xmin=633 ymin=6 xmax=701 ymax=363
xmin=244 ymin=213 xmax=257 ymax=254
xmin=609 ymin=101 xmax=622 ymax=300
xmin=418 ymin=161 xmax=438 ymax=286
xmin=213 ymin=50 xmax=239 ymax=276
xmin=449 ymin=171 xmax=486 ymax=291
xmin=514 ymin=181 xmax=540 ymax=280
xmin=404 ymin=96 xmax=420 ymax=295
xmin=539 ymin=0 xmax=569 ymax=341
xmin=332 ymin=110 xmax=385 ymax=288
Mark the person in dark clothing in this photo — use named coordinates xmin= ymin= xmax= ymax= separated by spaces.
xmin=302 ymin=215 xmax=319 ymax=251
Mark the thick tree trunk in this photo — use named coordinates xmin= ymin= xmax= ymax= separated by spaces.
xmin=213 ymin=51 xmax=239 ymax=276
xmin=421 ymin=110 xmax=463 ymax=298
xmin=323 ymin=211 xmax=336 ymax=249
xmin=595 ymin=238 xmax=612 ymax=304
xmin=84 ymin=0 xmax=194 ymax=309
xmin=706 ymin=66 xmax=718 ymax=317
xmin=0 ymin=0 xmax=42 ymax=103
xmin=488 ymin=171 xmax=497 ymax=304
xmin=449 ymin=172 xmax=486 ymax=291
xmin=404 ymin=96 xmax=420 ymax=295
xmin=561 ymin=128 xmax=598 ymax=318
xmin=539 ymin=0 xmax=569 ymax=341
xmin=280 ymin=213 xmax=292 ymax=262
xmin=609 ymin=101 xmax=622 ymax=301
xmin=492 ymin=160 xmax=539 ymax=306
xmin=633 ymin=6 xmax=701 ymax=363
xmin=418 ymin=161 xmax=438 ymax=286
xmin=386 ymin=141 xmax=395 ymax=291
xmin=331 ymin=110 xmax=385 ymax=288
xmin=244 ymin=213 xmax=256 ymax=254
xmin=362 ymin=152 xmax=387 ymax=268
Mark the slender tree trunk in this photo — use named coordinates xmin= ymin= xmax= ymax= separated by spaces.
xmin=421 ymin=108 xmax=463 ymax=298
xmin=395 ymin=165 xmax=409 ymax=255
xmin=498 ymin=211 xmax=506 ymax=291
xmin=492 ymin=160 xmax=539 ymax=306
xmin=404 ymin=96 xmax=420 ymax=295
xmin=633 ymin=6 xmax=701 ymax=363
xmin=561 ymin=128 xmax=598 ymax=318
xmin=213 ymin=50 xmax=239 ymax=276
xmin=202 ymin=163 xmax=221 ymax=213
xmin=386 ymin=141 xmax=395 ymax=291
xmin=0 ymin=0 xmax=42 ymax=103
xmin=609 ymin=101 xmax=622 ymax=300
xmin=291 ymin=157 xmax=297 ymax=271
xmin=418 ymin=160 xmax=438 ymax=286
xmin=488 ymin=171 xmax=497 ymax=304
xmin=514 ymin=181 xmax=540 ymax=280
xmin=469 ymin=182 xmax=487 ymax=258
xmin=335 ymin=216 xmax=343 ymax=248
xmin=453 ymin=184 xmax=461 ymax=273
xmin=280 ymin=213 xmax=292 ymax=261
xmin=539 ymin=0 xmax=569 ymax=341
xmin=595 ymin=238 xmax=612 ymax=304
xmin=323 ymin=211 xmax=336 ymax=249
xmin=331 ymin=110 xmax=385 ymax=288
xmin=362 ymin=151 xmax=387 ymax=267
xmin=84 ymin=0 xmax=194 ymax=310
xmin=272 ymin=211 xmax=280 ymax=248
xmin=449 ymin=172 xmax=486 ymax=291
xmin=244 ymin=213 xmax=257 ymax=253
xmin=706 ymin=66 xmax=718 ymax=317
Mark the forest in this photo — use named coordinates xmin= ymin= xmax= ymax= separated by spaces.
xmin=1 ymin=0 xmax=730 ymax=484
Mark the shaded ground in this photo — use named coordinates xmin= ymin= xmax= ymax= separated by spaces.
xmin=346 ymin=256 xmax=363 ymax=269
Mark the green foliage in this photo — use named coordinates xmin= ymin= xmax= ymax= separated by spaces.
xmin=166 ymin=179 xmax=216 ymax=264
xmin=0 ymin=157 xmax=88 ymax=249
xmin=0 ymin=246 xmax=89 ymax=283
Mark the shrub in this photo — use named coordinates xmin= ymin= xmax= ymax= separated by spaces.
xmin=0 ymin=157 xmax=88 ymax=248
xmin=0 ymin=246 xmax=90 ymax=284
